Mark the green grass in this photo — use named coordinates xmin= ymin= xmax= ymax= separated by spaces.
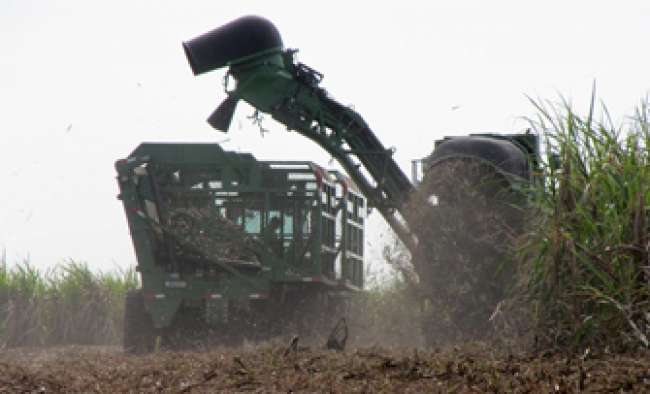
xmin=0 ymin=257 xmax=137 ymax=347
xmin=519 ymin=93 xmax=650 ymax=350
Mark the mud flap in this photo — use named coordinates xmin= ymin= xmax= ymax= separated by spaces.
xmin=145 ymin=297 xmax=182 ymax=329
xmin=205 ymin=297 xmax=229 ymax=325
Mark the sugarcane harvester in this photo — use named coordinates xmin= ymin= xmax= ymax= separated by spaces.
xmin=182 ymin=16 xmax=540 ymax=342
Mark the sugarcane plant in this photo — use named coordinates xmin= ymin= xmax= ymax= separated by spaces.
xmin=520 ymin=92 xmax=650 ymax=350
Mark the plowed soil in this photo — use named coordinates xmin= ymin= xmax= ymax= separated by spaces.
xmin=1 ymin=345 xmax=648 ymax=393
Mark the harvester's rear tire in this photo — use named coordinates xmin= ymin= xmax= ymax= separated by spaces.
xmin=123 ymin=290 xmax=156 ymax=354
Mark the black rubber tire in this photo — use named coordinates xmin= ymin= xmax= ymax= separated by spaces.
xmin=123 ymin=290 xmax=156 ymax=354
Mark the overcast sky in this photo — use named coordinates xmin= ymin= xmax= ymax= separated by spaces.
xmin=2 ymin=1 xmax=649 ymax=271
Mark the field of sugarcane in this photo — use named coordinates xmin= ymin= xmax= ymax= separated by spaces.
xmin=518 ymin=94 xmax=650 ymax=351
xmin=0 ymin=256 xmax=137 ymax=347
xmin=1 ymin=96 xmax=649 ymax=392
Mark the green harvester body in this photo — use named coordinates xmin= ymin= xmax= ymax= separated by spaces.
xmin=116 ymin=143 xmax=364 ymax=343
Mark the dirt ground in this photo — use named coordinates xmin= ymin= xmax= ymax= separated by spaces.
xmin=1 ymin=344 xmax=648 ymax=393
